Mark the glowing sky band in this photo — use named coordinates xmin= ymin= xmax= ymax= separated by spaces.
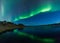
xmin=14 ymin=5 xmax=51 ymax=21
xmin=1 ymin=2 xmax=4 ymax=17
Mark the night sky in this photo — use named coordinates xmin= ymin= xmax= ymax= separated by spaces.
xmin=0 ymin=0 xmax=60 ymax=42
xmin=0 ymin=0 xmax=60 ymax=25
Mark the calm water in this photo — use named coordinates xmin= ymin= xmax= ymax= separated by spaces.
xmin=0 ymin=27 xmax=60 ymax=43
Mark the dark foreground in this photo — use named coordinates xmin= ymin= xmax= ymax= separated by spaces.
xmin=1 ymin=25 xmax=60 ymax=43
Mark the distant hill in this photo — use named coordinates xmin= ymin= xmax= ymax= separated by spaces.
xmin=25 ymin=23 xmax=60 ymax=30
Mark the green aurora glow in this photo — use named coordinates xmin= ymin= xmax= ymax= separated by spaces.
xmin=1 ymin=2 xmax=4 ymax=17
xmin=14 ymin=4 xmax=51 ymax=21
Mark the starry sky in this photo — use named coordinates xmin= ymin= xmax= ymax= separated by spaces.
xmin=0 ymin=0 xmax=60 ymax=25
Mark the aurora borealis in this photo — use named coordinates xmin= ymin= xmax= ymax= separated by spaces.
xmin=0 ymin=0 xmax=60 ymax=43
xmin=0 ymin=0 xmax=60 ymax=25
xmin=14 ymin=0 xmax=52 ymax=21
xmin=14 ymin=4 xmax=51 ymax=21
